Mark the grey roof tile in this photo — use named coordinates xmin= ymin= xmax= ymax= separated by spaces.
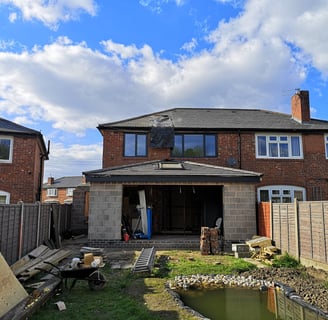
xmin=98 ymin=108 xmax=328 ymax=131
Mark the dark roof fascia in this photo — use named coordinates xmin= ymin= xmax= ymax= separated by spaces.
xmin=85 ymin=174 xmax=261 ymax=184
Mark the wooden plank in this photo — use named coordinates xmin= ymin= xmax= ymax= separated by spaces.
xmin=246 ymin=236 xmax=272 ymax=248
xmin=0 ymin=253 xmax=28 ymax=318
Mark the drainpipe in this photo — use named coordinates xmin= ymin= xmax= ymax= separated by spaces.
xmin=38 ymin=140 xmax=50 ymax=201
xmin=238 ymin=129 xmax=242 ymax=169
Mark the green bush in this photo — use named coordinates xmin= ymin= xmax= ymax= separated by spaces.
xmin=272 ymin=252 xmax=300 ymax=268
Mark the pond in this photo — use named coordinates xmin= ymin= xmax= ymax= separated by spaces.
xmin=177 ymin=287 xmax=275 ymax=320
xmin=177 ymin=286 xmax=328 ymax=320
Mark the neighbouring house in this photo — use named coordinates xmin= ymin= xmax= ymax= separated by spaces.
xmin=42 ymin=176 xmax=89 ymax=204
xmin=84 ymin=90 xmax=328 ymax=245
xmin=0 ymin=117 xmax=48 ymax=204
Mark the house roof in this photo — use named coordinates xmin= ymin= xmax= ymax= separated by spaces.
xmin=98 ymin=108 xmax=328 ymax=132
xmin=43 ymin=176 xmax=89 ymax=189
xmin=83 ymin=160 xmax=262 ymax=184
xmin=0 ymin=117 xmax=48 ymax=157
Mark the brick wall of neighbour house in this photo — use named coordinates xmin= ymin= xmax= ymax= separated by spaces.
xmin=265 ymin=201 xmax=328 ymax=270
xmin=42 ymin=187 xmax=73 ymax=204
xmin=0 ymin=136 xmax=42 ymax=203
xmin=222 ymin=183 xmax=257 ymax=242
xmin=88 ymin=183 xmax=123 ymax=245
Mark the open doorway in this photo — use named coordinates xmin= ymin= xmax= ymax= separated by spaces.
xmin=122 ymin=185 xmax=223 ymax=236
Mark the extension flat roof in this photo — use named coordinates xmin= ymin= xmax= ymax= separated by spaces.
xmin=84 ymin=160 xmax=262 ymax=184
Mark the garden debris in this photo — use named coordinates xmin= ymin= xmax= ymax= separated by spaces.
xmin=10 ymin=244 xmax=71 ymax=282
xmin=246 ymin=236 xmax=279 ymax=262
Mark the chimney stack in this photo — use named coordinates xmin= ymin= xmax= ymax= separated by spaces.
xmin=291 ymin=90 xmax=310 ymax=123
xmin=47 ymin=177 xmax=54 ymax=185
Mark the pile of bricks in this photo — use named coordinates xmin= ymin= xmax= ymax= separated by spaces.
xmin=200 ymin=227 xmax=220 ymax=255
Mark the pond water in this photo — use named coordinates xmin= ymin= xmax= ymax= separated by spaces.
xmin=178 ymin=287 xmax=276 ymax=320
xmin=177 ymin=286 xmax=328 ymax=320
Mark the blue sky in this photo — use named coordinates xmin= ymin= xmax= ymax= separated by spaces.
xmin=0 ymin=0 xmax=328 ymax=180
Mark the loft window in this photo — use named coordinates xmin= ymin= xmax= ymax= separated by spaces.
xmin=258 ymin=185 xmax=305 ymax=203
xmin=0 ymin=136 xmax=13 ymax=163
xmin=47 ymin=188 xmax=57 ymax=197
xmin=124 ymin=133 xmax=147 ymax=157
xmin=172 ymin=134 xmax=217 ymax=157
xmin=256 ymin=134 xmax=302 ymax=158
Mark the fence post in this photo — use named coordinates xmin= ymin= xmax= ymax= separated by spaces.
xmin=18 ymin=201 xmax=24 ymax=259
xmin=294 ymin=199 xmax=300 ymax=261
xmin=36 ymin=201 xmax=41 ymax=247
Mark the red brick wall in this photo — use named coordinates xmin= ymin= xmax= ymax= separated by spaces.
xmin=258 ymin=202 xmax=271 ymax=237
xmin=0 ymin=136 xmax=44 ymax=203
xmin=101 ymin=129 xmax=328 ymax=200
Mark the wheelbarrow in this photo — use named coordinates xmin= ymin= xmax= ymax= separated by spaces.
xmin=37 ymin=261 xmax=107 ymax=291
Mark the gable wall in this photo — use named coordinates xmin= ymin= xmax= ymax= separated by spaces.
xmin=0 ymin=136 xmax=42 ymax=203
xmin=88 ymin=183 xmax=123 ymax=242
xmin=223 ymin=183 xmax=257 ymax=241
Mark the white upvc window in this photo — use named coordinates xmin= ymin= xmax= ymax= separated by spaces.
xmin=325 ymin=135 xmax=328 ymax=159
xmin=256 ymin=134 xmax=303 ymax=159
xmin=66 ymin=188 xmax=75 ymax=196
xmin=0 ymin=191 xmax=10 ymax=204
xmin=258 ymin=185 xmax=305 ymax=203
xmin=47 ymin=188 xmax=57 ymax=197
xmin=0 ymin=136 xmax=13 ymax=163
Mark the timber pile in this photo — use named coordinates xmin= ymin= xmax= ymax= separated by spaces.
xmin=245 ymin=236 xmax=278 ymax=261
xmin=11 ymin=244 xmax=71 ymax=282
xmin=200 ymin=227 xmax=220 ymax=255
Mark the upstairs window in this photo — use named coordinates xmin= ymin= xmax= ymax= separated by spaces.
xmin=256 ymin=134 xmax=302 ymax=159
xmin=325 ymin=135 xmax=328 ymax=159
xmin=124 ymin=133 xmax=147 ymax=157
xmin=258 ymin=185 xmax=305 ymax=203
xmin=0 ymin=136 xmax=13 ymax=163
xmin=47 ymin=188 xmax=57 ymax=197
xmin=172 ymin=134 xmax=217 ymax=157
xmin=66 ymin=188 xmax=75 ymax=196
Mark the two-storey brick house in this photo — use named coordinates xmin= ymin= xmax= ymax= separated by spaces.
xmin=0 ymin=117 xmax=48 ymax=204
xmin=84 ymin=90 xmax=328 ymax=245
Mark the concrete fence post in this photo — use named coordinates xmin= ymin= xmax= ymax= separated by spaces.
xmin=18 ymin=201 xmax=24 ymax=259
xmin=294 ymin=199 xmax=300 ymax=261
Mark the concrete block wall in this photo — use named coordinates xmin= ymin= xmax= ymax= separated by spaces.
xmin=88 ymin=183 xmax=123 ymax=243
xmin=223 ymin=183 xmax=257 ymax=241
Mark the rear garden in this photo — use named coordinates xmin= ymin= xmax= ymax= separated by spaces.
xmin=29 ymin=249 xmax=328 ymax=320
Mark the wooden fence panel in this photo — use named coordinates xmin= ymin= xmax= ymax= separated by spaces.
xmin=270 ymin=201 xmax=328 ymax=267
xmin=0 ymin=203 xmax=72 ymax=265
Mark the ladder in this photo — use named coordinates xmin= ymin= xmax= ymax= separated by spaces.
xmin=132 ymin=247 xmax=156 ymax=273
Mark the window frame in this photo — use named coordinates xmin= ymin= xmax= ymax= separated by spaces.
xmin=0 ymin=190 xmax=10 ymax=204
xmin=47 ymin=188 xmax=57 ymax=197
xmin=171 ymin=133 xmax=217 ymax=158
xmin=0 ymin=136 xmax=13 ymax=163
xmin=255 ymin=134 xmax=303 ymax=159
xmin=66 ymin=188 xmax=75 ymax=197
xmin=325 ymin=135 xmax=328 ymax=159
xmin=257 ymin=185 xmax=306 ymax=203
xmin=124 ymin=133 xmax=147 ymax=157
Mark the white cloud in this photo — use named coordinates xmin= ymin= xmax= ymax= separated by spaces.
xmin=43 ymin=142 xmax=102 ymax=179
xmin=0 ymin=0 xmax=97 ymax=29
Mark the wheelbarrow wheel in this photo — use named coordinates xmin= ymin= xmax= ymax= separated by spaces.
xmin=88 ymin=270 xmax=106 ymax=290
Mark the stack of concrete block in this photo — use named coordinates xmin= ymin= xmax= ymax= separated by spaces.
xmin=232 ymin=243 xmax=251 ymax=258
xmin=200 ymin=227 xmax=220 ymax=255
